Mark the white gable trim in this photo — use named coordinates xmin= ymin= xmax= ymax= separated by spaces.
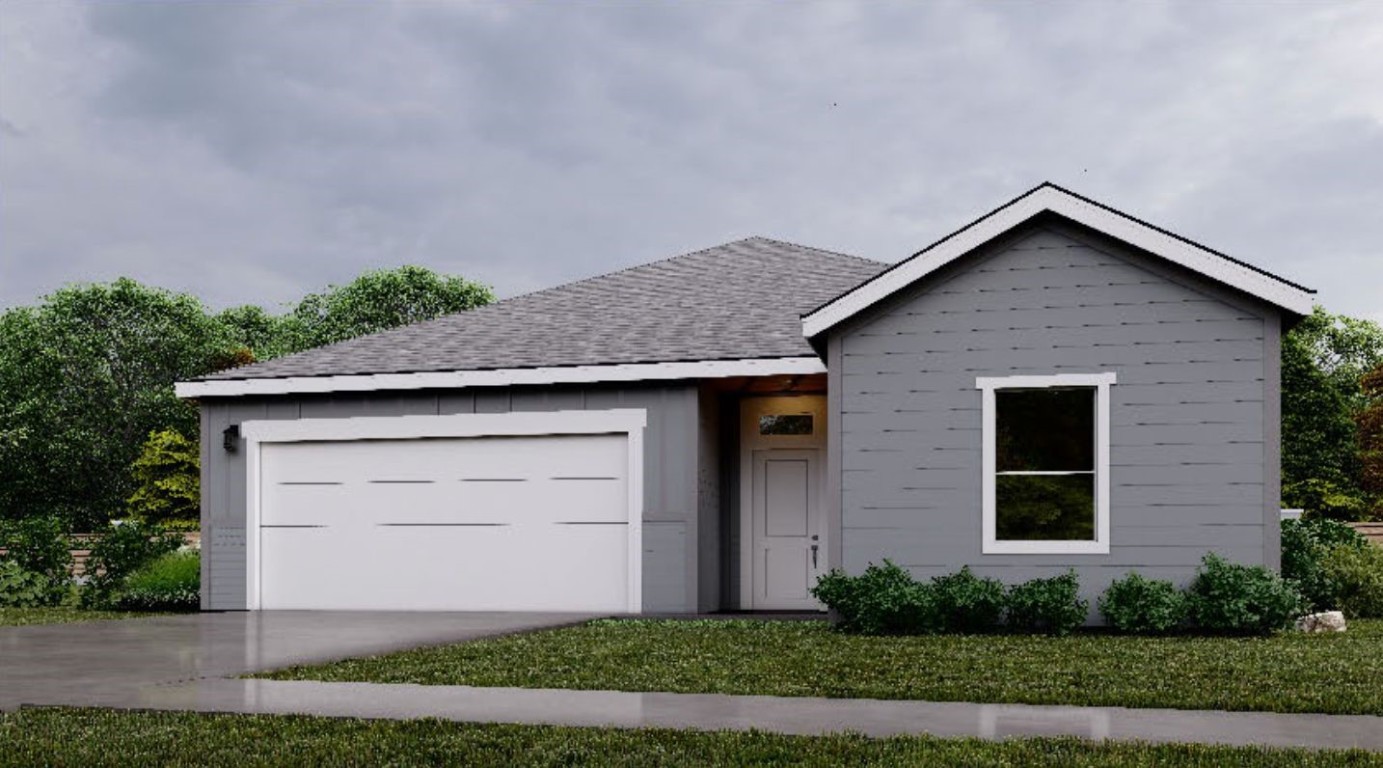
xmin=802 ymin=185 xmax=1314 ymax=338
xmin=176 ymin=356 xmax=827 ymax=399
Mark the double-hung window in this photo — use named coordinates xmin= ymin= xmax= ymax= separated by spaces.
xmin=976 ymin=373 xmax=1114 ymax=554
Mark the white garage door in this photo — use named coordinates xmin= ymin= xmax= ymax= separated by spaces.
xmin=256 ymin=431 xmax=633 ymax=611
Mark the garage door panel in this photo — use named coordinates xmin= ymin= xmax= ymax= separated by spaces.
xmin=547 ymin=478 xmax=628 ymax=523
xmin=258 ymin=429 xmax=633 ymax=611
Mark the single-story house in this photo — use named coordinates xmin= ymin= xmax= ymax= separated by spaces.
xmin=177 ymin=184 xmax=1315 ymax=614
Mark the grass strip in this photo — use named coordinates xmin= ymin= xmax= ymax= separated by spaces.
xmin=261 ymin=618 xmax=1383 ymax=715
xmin=1 ymin=708 xmax=1378 ymax=767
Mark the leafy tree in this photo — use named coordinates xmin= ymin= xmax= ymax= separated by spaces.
xmin=215 ymin=304 xmax=307 ymax=363
xmin=127 ymin=429 xmax=200 ymax=528
xmin=1360 ymin=363 xmax=1383 ymax=516
xmin=1281 ymin=307 xmax=1383 ymax=520
xmin=0 ymin=280 xmax=234 ymax=530
xmin=291 ymin=265 xmax=494 ymax=348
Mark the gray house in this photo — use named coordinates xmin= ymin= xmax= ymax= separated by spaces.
xmin=178 ymin=184 xmax=1314 ymax=614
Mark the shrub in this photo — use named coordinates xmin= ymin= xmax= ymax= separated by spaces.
xmin=0 ymin=516 xmax=71 ymax=606
xmin=812 ymin=560 xmax=940 ymax=635
xmin=126 ymin=429 xmax=200 ymax=527
xmin=1005 ymin=570 xmax=1088 ymax=635
xmin=1280 ymin=517 xmax=1368 ymax=610
xmin=0 ymin=560 xmax=63 ymax=607
xmin=114 ymin=550 xmax=200 ymax=612
xmin=0 ymin=516 xmax=72 ymax=583
xmin=1098 ymin=572 xmax=1187 ymax=633
xmin=81 ymin=521 xmax=184 ymax=609
xmin=1186 ymin=553 xmax=1306 ymax=635
xmin=1320 ymin=543 xmax=1383 ymax=619
xmin=931 ymin=567 xmax=1006 ymax=633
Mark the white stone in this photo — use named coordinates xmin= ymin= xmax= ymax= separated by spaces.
xmin=1295 ymin=611 xmax=1347 ymax=633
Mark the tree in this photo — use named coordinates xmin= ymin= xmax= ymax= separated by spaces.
xmin=1360 ymin=363 xmax=1383 ymax=517
xmin=291 ymin=266 xmax=494 ymax=348
xmin=215 ymin=304 xmax=306 ymax=364
xmin=126 ymin=429 xmax=201 ymax=528
xmin=0 ymin=279 xmax=235 ymax=531
xmin=1281 ymin=307 xmax=1383 ymax=519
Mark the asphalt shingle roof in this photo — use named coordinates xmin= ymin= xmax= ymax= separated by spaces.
xmin=205 ymin=237 xmax=887 ymax=381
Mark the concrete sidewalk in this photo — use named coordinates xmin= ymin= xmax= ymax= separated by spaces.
xmin=113 ymin=678 xmax=1383 ymax=751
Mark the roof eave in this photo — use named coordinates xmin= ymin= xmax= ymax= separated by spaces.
xmin=175 ymin=355 xmax=828 ymax=400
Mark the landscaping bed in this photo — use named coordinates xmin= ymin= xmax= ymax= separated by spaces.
xmin=1 ymin=708 xmax=1378 ymax=768
xmin=260 ymin=618 xmax=1383 ymax=716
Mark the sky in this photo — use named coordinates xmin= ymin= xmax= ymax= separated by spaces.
xmin=2 ymin=2 xmax=1381 ymax=321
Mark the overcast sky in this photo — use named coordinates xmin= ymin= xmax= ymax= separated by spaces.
xmin=2 ymin=2 xmax=1381 ymax=321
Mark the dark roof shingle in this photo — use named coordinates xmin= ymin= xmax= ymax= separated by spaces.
xmin=206 ymin=237 xmax=887 ymax=381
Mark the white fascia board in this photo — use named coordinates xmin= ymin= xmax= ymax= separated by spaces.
xmin=177 ymin=356 xmax=826 ymax=399
xmin=802 ymin=186 xmax=1314 ymax=338
xmin=240 ymin=408 xmax=648 ymax=444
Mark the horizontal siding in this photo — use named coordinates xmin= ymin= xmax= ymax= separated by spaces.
xmin=836 ymin=224 xmax=1273 ymax=608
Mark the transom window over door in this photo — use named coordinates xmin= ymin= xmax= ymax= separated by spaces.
xmin=976 ymin=373 xmax=1114 ymax=554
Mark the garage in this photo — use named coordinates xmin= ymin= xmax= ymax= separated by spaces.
xmin=240 ymin=410 xmax=645 ymax=612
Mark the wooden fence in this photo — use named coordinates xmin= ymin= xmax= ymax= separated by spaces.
xmin=1350 ymin=522 xmax=1383 ymax=547
xmin=0 ymin=531 xmax=200 ymax=577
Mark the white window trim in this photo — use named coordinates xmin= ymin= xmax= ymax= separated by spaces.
xmin=241 ymin=408 xmax=647 ymax=612
xmin=976 ymin=372 xmax=1114 ymax=555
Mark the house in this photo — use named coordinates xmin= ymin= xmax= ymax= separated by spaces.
xmin=176 ymin=184 xmax=1315 ymax=614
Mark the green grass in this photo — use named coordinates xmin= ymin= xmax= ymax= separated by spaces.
xmin=0 ymin=708 xmax=1377 ymax=768
xmin=262 ymin=618 xmax=1383 ymax=716
xmin=0 ymin=607 xmax=159 ymax=627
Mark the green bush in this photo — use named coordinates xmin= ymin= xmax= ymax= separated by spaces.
xmin=114 ymin=550 xmax=200 ymax=612
xmin=1280 ymin=517 xmax=1368 ymax=610
xmin=0 ymin=516 xmax=72 ymax=583
xmin=0 ymin=516 xmax=72 ymax=606
xmin=1320 ymin=543 xmax=1383 ymax=618
xmin=931 ymin=567 xmax=1006 ymax=633
xmin=1098 ymin=572 xmax=1188 ymax=633
xmin=1186 ymin=553 xmax=1306 ymax=635
xmin=1004 ymin=570 xmax=1087 ymax=635
xmin=81 ymin=521 xmax=184 ymax=609
xmin=0 ymin=560 xmax=63 ymax=607
xmin=812 ymin=560 xmax=940 ymax=635
xmin=126 ymin=429 xmax=200 ymax=528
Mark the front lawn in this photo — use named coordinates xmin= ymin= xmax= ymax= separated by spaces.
xmin=0 ymin=708 xmax=1377 ymax=767
xmin=0 ymin=607 xmax=159 ymax=627
xmin=262 ymin=618 xmax=1383 ymax=716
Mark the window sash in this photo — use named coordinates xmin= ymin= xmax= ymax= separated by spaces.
xmin=976 ymin=372 xmax=1114 ymax=555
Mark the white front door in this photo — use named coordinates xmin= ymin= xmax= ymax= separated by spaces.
xmin=750 ymin=447 xmax=824 ymax=609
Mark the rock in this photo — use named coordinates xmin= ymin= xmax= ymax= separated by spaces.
xmin=1295 ymin=611 xmax=1347 ymax=633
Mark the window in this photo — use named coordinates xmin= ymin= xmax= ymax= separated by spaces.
xmin=976 ymin=373 xmax=1114 ymax=554
xmin=759 ymin=414 xmax=814 ymax=436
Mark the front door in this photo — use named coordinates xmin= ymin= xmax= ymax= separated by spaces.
xmin=750 ymin=448 xmax=823 ymax=609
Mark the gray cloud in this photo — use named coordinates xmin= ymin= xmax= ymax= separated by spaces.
xmin=2 ymin=1 xmax=1380 ymax=321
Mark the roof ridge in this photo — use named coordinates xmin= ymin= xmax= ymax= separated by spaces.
xmin=745 ymin=236 xmax=888 ymax=266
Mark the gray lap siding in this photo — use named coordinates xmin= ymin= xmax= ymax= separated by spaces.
xmin=199 ymin=383 xmax=705 ymax=612
xmin=831 ymin=222 xmax=1281 ymax=605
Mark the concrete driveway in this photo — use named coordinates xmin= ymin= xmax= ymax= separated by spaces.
xmin=0 ymin=611 xmax=593 ymax=711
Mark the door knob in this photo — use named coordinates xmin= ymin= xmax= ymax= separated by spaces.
xmin=811 ymin=543 xmax=819 ymax=568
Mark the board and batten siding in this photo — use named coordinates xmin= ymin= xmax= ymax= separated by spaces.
xmin=829 ymin=220 xmax=1283 ymax=607
xmin=199 ymin=383 xmax=704 ymax=612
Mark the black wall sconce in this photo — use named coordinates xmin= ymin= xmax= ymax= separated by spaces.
xmin=223 ymin=424 xmax=240 ymax=453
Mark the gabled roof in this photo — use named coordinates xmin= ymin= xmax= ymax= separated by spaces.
xmin=177 ymin=237 xmax=886 ymax=398
xmin=801 ymin=183 xmax=1315 ymax=339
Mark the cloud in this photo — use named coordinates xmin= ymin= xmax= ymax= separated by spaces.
xmin=1 ymin=1 xmax=1380 ymax=322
